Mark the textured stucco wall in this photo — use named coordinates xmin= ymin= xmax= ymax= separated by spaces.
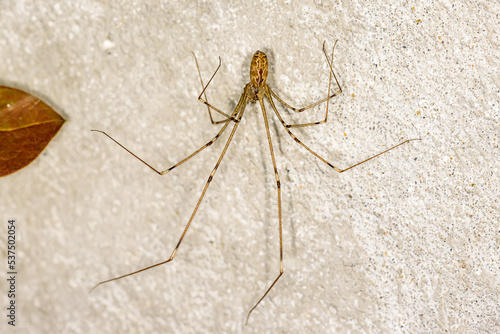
xmin=1 ymin=1 xmax=498 ymax=333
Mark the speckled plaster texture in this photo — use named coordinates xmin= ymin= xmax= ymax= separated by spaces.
xmin=0 ymin=1 xmax=498 ymax=333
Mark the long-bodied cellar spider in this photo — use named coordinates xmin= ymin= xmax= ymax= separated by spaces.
xmin=91 ymin=41 xmax=420 ymax=323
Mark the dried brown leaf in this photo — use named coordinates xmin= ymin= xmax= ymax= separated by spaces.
xmin=0 ymin=86 xmax=65 ymax=177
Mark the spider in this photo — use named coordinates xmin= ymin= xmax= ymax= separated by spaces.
xmin=91 ymin=41 xmax=419 ymax=323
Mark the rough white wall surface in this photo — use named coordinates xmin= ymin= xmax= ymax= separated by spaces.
xmin=1 ymin=1 xmax=498 ymax=333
